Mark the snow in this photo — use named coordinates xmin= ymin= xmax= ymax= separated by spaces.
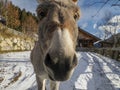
xmin=98 ymin=15 xmax=120 ymax=35
xmin=109 ymin=15 xmax=120 ymax=23
xmin=0 ymin=51 xmax=120 ymax=90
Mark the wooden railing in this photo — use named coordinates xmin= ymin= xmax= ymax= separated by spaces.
xmin=76 ymin=47 xmax=120 ymax=61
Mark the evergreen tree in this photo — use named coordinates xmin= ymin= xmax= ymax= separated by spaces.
xmin=0 ymin=1 xmax=38 ymax=35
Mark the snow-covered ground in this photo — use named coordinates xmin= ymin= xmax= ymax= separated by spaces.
xmin=0 ymin=51 xmax=120 ymax=90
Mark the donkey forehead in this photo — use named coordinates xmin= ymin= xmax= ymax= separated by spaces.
xmin=38 ymin=1 xmax=78 ymax=10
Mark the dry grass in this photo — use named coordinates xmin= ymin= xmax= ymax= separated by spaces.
xmin=0 ymin=50 xmax=30 ymax=54
xmin=11 ymin=71 xmax=22 ymax=83
xmin=0 ymin=23 xmax=23 ymax=38
xmin=0 ymin=24 xmax=16 ymax=38
xmin=4 ymin=71 xmax=22 ymax=88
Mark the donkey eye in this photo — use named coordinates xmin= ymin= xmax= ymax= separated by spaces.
xmin=74 ymin=12 xmax=79 ymax=20
xmin=37 ymin=5 xmax=48 ymax=20
xmin=39 ymin=11 xmax=46 ymax=17
xmin=38 ymin=10 xmax=47 ymax=20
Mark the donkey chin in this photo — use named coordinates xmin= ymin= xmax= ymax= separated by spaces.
xmin=44 ymin=51 xmax=78 ymax=81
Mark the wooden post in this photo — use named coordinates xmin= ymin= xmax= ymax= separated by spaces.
xmin=113 ymin=51 xmax=119 ymax=60
xmin=117 ymin=51 xmax=120 ymax=61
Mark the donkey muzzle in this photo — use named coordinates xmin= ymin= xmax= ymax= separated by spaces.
xmin=44 ymin=52 xmax=78 ymax=81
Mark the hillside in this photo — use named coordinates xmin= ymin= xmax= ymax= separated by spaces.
xmin=0 ymin=24 xmax=36 ymax=52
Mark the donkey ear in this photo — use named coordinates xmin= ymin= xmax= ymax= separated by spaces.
xmin=72 ymin=0 xmax=77 ymax=2
xmin=72 ymin=0 xmax=78 ymax=4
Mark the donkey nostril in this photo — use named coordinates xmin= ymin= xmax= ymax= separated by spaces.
xmin=72 ymin=54 xmax=78 ymax=67
xmin=45 ymin=53 xmax=53 ymax=66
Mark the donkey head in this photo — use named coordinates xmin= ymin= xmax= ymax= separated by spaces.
xmin=37 ymin=0 xmax=80 ymax=81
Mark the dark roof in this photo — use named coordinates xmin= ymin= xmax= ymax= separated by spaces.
xmin=78 ymin=27 xmax=101 ymax=41
xmin=0 ymin=15 xmax=6 ymax=25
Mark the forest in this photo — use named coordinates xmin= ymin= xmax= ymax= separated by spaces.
xmin=0 ymin=0 xmax=38 ymax=36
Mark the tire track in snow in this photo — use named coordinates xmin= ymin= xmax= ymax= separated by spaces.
xmin=88 ymin=52 xmax=118 ymax=90
xmin=75 ymin=52 xmax=96 ymax=90
xmin=95 ymin=54 xmax=120 ymax=73
xmin=92 ymin=53 xmax=120 ymax=89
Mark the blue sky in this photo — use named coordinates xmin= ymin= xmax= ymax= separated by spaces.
xmin=10 ymin=0 xmax=38 ymax=13
xmin=10 ymin=0 xmax=120 ymax=38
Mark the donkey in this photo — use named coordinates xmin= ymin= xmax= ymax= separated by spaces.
xmin=31 ymin=0 xmax=80 ymax=90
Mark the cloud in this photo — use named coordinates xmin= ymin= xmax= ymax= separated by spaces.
xmin=93 ymin=23 xmax=97 ymax=29
xmin=81 ymin=23 xmax=88 ymax=28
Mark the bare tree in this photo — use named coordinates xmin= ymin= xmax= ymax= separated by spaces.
xmin=97 ymin=11 xmax=112 ymax=39
xmin=112 ymin=16 xmax=120 ymax=47
xmin=98 ymin=14 xmax=120 ymax=47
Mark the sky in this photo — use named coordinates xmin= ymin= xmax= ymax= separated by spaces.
xmin=10 ymin=0 xmax=120 ymax=38
xmin=77 ymin=0 xmax=120 ymax=37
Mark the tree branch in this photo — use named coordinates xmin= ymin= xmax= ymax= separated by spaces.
xmin=92 ymin=0 xmax=111 ymax=18
xmin=87 ymin=2 xmax=105 ymax=7
xmin=112 ymin=4 xmax=120 ymax=6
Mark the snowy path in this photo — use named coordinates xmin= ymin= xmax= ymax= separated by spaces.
xmin=0 ymin=51 xmax=120 ymax=90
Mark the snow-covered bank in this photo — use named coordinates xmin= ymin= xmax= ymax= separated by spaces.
xmin=0 ymin=51 xmax=36 ymax=90
xmin=0 ymin=51 xmax=120 ymax=90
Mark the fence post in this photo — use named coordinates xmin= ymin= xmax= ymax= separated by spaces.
xmin=117 ymin=51 xmax=120 ymax=61
xmin=113 ymin=51 xmax=119 ymax=60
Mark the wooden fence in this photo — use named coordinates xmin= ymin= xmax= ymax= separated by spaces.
xmin=76 ymin=47 xmax=120 ymax=61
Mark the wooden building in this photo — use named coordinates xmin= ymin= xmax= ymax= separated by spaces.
xmin=77 ymin=27 xmax=100 ymax=48
xmin=95 ymin=33 xmax=120 ymax=48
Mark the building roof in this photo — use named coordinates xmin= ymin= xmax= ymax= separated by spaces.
xmin=78 ymin=27 xmax=101 ymax=41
